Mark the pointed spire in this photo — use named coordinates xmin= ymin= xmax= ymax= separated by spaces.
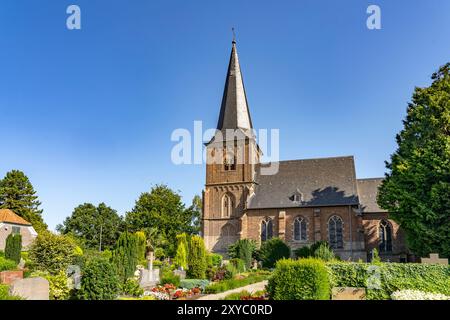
xmin=216 ymin=38 xmax=253 ymax=131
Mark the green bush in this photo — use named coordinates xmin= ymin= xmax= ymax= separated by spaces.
xmin=111 ymin=232 xmax=139 ymax=284
xmin=327 ymin=262 xmax=450 ymax=300
xmin=180 ymin=279 xmax=210 ymax=290
xmin=160 ymin=272 xmax=181 ymax=287
xmin=313 ymin=243 xmax=336 ymax=261
xmin=187 ymin=235 xmax=207 ymax=279
xmin=28 ymin=231 xmax=77 ymax=275
xmin=78 ymin=258 xmax=120 ymax=300
xmin=174 ymin=239 xmax=188 ymax=270
xmin=267 ymin=258 xmax=330 ymax=300
xmin=5 ymin=234 xmax=22 ymax=264
xmin=0 ymin=284 xmax=21 ymax=300
xmin=222 ymin=290 xmax=251 ymax=300
xmin=31 ymin=270 xmax=71 ymax=300
xmin=121 ymin=278 xmax=144 ymax=297
xmin=228 ymin=258 xmax=246 ymax=273
xmin=135 ymin=231 xmax=147 ymax=262
xmin=0 ymin=256 xmax=17 ymax=272
xmin=228 ymin=239 xmax=256 ymax=269
xmin=294 ymin=246 xmax=312 ymax=259
xmin=208 ymin=253 xmax=223 ymax=267
xmin=204 ymin=271 xmax=271 ymax=294
xmin=259 ymin=238 xmax=291 ymax=268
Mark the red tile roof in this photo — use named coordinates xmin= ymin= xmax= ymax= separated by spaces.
xmin=0 ymin=209 xmax=32 ymax=226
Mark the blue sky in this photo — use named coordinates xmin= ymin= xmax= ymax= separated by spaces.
xmin=0 ymin=0 xmax=449 ymax=230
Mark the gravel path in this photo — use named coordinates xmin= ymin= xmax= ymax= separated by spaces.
xmin=196 ymin=280 xmax=268 ymax=300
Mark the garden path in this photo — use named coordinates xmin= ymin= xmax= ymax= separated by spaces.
xmin=196 ymin=280 xmax=268 ymax=300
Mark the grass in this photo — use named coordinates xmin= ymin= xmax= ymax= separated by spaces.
xmin=204 ymin=271 xmax=271 ymax=294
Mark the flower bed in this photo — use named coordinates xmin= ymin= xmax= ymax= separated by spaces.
xmin=204 ymin=271 xmax=271 ymax=294
xmin=391 ymin=290 xmax=450 ymax=300
xmin=144 ymin=283 xmax=204 ymax=300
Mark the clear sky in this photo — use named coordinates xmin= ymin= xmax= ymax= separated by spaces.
xmin=0 ymin=0 xmax=449 ymax=230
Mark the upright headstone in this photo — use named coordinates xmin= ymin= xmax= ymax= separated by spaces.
xmin=10 ymin=277 xmax=49 ymax=300
xmin=421 ymin=253 xmax=448 ymax=265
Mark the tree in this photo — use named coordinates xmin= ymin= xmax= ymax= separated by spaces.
xmin=57 ymin=203 xmax=123 ymax=251
xmin=174 ymin=233 xmax=189 ymax=270
xmin=125 ymin=185 xmax=197 ymax=256
xmin=5 ymin=234 xmax=22 ymax=264
xmin=29 ymin=231 xmax=77 ymax=274
xmin=0 ymin=170 xmax=47 ymax=232
xmin=187 ymin=235 xmax=207 ymax=279
xmin=111 ymin=232 xmax=139 ymax=283
xmin=378 ymin=63 xmax=450 ymax=257
xmin=135 ymin=231 xmax=147 ymax=263
xmin=228 ymin=239 xmax=256 ymax=269
xmin=258 ymin=238 xmax=291 ymax=268
xmin=184 ymin=195 xmax=202 ymax=234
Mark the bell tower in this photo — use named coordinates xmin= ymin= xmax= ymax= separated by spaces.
xmin=202 ymin=39 xmax=260 ymax=253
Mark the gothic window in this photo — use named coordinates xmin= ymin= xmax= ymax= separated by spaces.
xmin=294 ymin=216 xmax=307 ymax=241
xmin=261 ymin=217 xmax=273 ymax=242
xmin=221 ymin=194 xmax=233 ymax=218
xmin=328 ymin=215 xmax=343 ymax=249
xmin=379 ymin=220 xmax=392 ymax=252
xmin=224 ymin=151 xmax=236 ymax=171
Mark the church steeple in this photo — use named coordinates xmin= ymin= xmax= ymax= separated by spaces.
xmin=216 ymin=40 xmax=253 ymax=131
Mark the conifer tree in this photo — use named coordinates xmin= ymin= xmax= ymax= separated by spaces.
xmin=111 ymin=232 xmax=139 ymax=283
xmin=0 ymin=170 xmax=47 ymax=232
xmin=5 ymin=233 xmax=22 ymax=264
xmin=187 ymin=235 xmax=207 ymax=279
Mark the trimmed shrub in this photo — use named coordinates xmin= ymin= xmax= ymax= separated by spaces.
xmin=135 ymin=231 xmax=147 ymax=263
xmin=208 ymin=253 xmax=223 ymax=267
xmin=111 ymin=232 xmax=139 ymax=283
xmin=5 ymin=234 xmax=22 ymax=264
xmin=259 ymin=238 xmax=291 ymax=268
xmin=0 ymin=256 xmax=17 ymax=272
xmin=29 ymin=231 xmax=77 ymax=275
xmin=160 ymin=272 xmax=181 ymax=287
xmin=327 ymin=262 xmax=450 ymax=300
xmin=187 ymin=235 xmax=207 ymax=279
xmin=267 ymin=258 xmax=330 ymax=300
xmin=294 ymin=246 xmax=312 ymax=259
xmin=78 ymin=258 xmax=120 ymax=300
xmin=180 ymin=279 xmax=210 ymax=290
xmin=204 ymin=271 xmax=271 ymax=294
xmin=313 ymin=243 xmax=336 ymax=261
xmin=228 ymin=239 xmax=256 ymax=269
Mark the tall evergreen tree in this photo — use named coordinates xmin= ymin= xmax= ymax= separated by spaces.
xmin=187 ymin=235 xmax=207 ymax=279
xmin=5 ymin=234 xmax=22 ymax=264
xmin=0 ymin=170 xmax=47 ymax=232
xmin=378 ymin=63 xmax=450 ymax=257
xmin=111 ymin=232 xmax=139 ymax=283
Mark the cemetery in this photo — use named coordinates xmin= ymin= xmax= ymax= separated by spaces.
xmin=0 ymin=229 xmax=449 ymax=300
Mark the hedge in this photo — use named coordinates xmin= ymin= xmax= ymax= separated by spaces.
xmin=267 ymin=258 xmax=330 ymax=300
xmin=326 ymin=262 xmax=450 ymax=300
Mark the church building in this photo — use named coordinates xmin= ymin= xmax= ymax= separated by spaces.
xmin=201 ymin=40 xmax=409 ymax=262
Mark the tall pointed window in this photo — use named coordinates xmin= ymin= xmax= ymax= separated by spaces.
xmin=328 ymin=215 xmax=343 ymax=249
xmin=221 ymin=194 xmax=233 ymax=218
xmin=294 ymin=216 xmax=307 ymax=241
xmin=379 ymin=220 xmax=392 ymax=252
xmin=261 ymin=217 xmax=273 ymax=242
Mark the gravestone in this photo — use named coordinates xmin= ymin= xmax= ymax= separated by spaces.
xmin=332 ymin=287 xmax=366 ymax=300
xmin=67 ymin=265 xmax=82 ymax=290
xmin=10 ymin=277 xmax=49 ymax=300
xmin=173 ymin=269 xmax=186 ymax=280
xmin=139 ymin=251 xmax=160 ymax=288
xmin=420 ymin=253 xmax=448 ymax=265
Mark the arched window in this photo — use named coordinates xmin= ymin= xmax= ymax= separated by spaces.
xmin=261 ymin=217 xmax=273 ymax=242
xmin=224 ymin=151 xmax=236 ymax=171
xmin=294 ymin=216 xmax=307 ymax=241
xmin=328 ymin=215 xmax=343 ymax=249
xmin=379 ymin=220 xmax=392 ymax=252
xmin=221 ymin=194 xmax=233 ymax=218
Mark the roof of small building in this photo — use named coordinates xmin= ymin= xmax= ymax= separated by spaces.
xmin=356 ymin=178 xmax=387 ymax=213
xmin=247 ymin=156 xmax=360 ymax=209
xmin=0 ymin=209 xmax=32 ymax=226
